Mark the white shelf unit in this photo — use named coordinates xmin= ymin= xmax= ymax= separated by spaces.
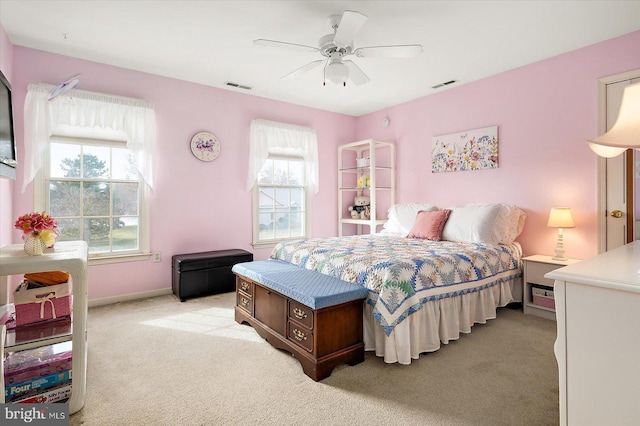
xmin=0 ymin=241 xmax=88 ymax=414
xmin=338 ymin=139 xmax=395 ymax=236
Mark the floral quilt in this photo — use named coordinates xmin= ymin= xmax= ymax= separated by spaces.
xmin=271 ymin=235 xmax=522 ymax=335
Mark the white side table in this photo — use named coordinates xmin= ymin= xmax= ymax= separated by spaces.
xmin=522 ymin=255 xmax=580 ymax=320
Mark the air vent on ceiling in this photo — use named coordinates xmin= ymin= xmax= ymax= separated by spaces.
xmin=225 ymin=81 xmax=252 ymax=90
xmin=431 ymin=80 xmax=458 ymax=89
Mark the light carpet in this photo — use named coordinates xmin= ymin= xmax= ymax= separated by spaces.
xmin=70 ymin=293 xmax=559 ymax=426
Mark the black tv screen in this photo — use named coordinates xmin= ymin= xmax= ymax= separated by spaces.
xmin=0 ymin=69 xmax=16 ymax=179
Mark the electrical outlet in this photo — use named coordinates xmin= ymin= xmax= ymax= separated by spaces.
xmin=153 ymin=252 xmax=161 ymax=263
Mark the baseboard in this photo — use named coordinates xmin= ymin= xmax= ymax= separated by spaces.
xmin=88 ymin=288 xmax=173 ymax=308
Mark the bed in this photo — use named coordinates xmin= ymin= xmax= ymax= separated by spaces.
xmin=270 ymin=202 xmax=526 ymax=364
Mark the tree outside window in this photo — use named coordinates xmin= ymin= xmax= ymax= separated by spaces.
xmin=47 ymin=141 xmax=141 ymax=254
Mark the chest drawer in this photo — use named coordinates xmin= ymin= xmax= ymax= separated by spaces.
xmin=288 ymin=299 xmax=313 ymax=329
xmin=237 ymin=292 xmax=253 ymax=314
xmin=526 ymin=261 xmax=560 ymax=287
xmin=288 ymin=321 xmax=314 ymax=353
xmin=237 ymin=278 xmax=253 ymax=297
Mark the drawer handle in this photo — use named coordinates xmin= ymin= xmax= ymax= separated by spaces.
xmin=240 ymin=297 xmax=249 ymax=307
xmin=240 ymin=281 xmax=249 ymax=291
xmin=293 ymin=307 xmax=307 ymax=320
xmin=292 ymin=328 xmax=307 ymax=342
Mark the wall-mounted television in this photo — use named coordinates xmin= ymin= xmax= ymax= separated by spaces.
xmin=0 ymin=69 xmax=16 ymax=179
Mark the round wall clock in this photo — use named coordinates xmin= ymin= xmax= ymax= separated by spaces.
xmin=190 ymin=131 xmax=221 ymax=162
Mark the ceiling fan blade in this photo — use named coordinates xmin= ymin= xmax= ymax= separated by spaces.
xmin=48 ymin=73 xmax=81 ymax=101
xmin=344 ymin=61 xmax=370 ymax=85
xmin=282 ymin=60 xmax=325 ymax=80
xmin=254 ymin=39 xmax=319 ymax=53
xmin=355 ymin=44 xmax=423 ymax=58
xmin=333 ymin=10 xmax=368 ymax=47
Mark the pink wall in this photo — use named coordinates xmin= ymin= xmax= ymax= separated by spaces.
xmin=3 ymin=28 xmax=640 ymax=301
xmin=5 ymin=46 xmax=356 ymax=300
xmin=356 ymin=30 xmax=640 ymax=261
xmin=0 ymin=25 xmax=14 ymax=247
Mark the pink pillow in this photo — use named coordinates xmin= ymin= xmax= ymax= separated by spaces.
xmin=407 ymin=210 xmax=452 ymax=240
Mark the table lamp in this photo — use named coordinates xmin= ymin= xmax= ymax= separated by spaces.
xmin=548 ymin=207 xmax=575 ymax=261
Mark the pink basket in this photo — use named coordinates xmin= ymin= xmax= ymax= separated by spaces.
xmin=14 ymin=282 xmax=72 ymax=327
xmin=532 ymin=287 xmax=555 ymax=309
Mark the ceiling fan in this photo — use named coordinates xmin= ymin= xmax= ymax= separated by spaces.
xmin=48 ymin=73 xmax=81 ymax=100
xmin=254 ymin=10 xmax=423 ymax=87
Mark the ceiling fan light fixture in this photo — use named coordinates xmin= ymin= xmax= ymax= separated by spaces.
xmin=255 ymin=9 xmax=422 ymax=87
xmin=325 ymin=60 xmax=349 ymax=86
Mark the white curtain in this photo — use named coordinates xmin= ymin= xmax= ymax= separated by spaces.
xmin=248 ymin=119 xmax=319 ymax=193
xmin=23 ymin=84 xmax=156 ymax=192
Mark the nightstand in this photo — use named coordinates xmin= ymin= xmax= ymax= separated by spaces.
xmin=522 ymin=255 xmax=581 ymax=320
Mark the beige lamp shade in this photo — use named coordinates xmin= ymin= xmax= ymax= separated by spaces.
xmin=548 ymin=207 xmax=575 ymax=261
xmin=547 ymin=207 xmax=575 ymax=228
xmin=588 ymin=82 xmax=640 ymax=158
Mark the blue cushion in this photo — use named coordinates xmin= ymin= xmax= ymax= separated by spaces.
xmin=232 ymin=260 xmax=369 ymax=310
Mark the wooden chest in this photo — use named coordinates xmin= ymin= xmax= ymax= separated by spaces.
xmin=234 ymin=271 xmax=365 ymax=381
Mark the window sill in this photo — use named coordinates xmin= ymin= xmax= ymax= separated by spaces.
xmin=88 ymin=252 xmax=152 ymax=266
xmin=252 ymin=241 xmax=278 ymax=250
xmin=252 ymin=237 xmax=306 ymax=250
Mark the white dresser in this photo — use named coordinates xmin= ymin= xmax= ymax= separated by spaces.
xmin=545 ymin=241 xmax=640 ymax=426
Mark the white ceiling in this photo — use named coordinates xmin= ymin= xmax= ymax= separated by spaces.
xmin=2 ymin=1 xmax=640 ymax=117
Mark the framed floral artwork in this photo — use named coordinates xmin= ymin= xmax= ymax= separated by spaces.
xmin=431 ymin=126 xmax=498 ymax=173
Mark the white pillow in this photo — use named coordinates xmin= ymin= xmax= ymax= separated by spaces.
xmin=442 ymin=203 xmax=526 ymax=245
xmin=482 ymin=203 xmax=526 ymax=244
xmin=442 ymin=204 xmax=502 ymax=244
xmin=382 ymin=203 xmax=439 ymax=235
xmin=378 ymin=228 xmax=406 ymax=236
xmin=500 ymin=204 xmax=527 ymax=243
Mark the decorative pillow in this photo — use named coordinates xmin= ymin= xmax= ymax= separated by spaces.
xmin=407 ymin=209 xmax=451 ymax=240
xmin=382 ymin=203 xmax=439 ymax=235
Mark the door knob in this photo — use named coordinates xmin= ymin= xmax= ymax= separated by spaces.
xmin=610 ymin=210 xmax=623 ymax=218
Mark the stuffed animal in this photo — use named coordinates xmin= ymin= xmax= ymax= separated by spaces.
xmin=347 ymin=195 xmax=371 ymax=219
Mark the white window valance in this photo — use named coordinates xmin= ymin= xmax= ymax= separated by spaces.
xmin=248 ymin=119 xmax=319 ymax=193
xmin=23 ymin=84 xmax=156 ymax=192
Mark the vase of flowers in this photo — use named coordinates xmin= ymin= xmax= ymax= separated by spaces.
xmin=14 ymin=211 xmax=59 ymax=256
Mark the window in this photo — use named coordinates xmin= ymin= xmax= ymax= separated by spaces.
xmin=36 ymin=137 xmax=150 ymax=263
xmin=249 ymin=119 xmax=318 ymax=248
xmin=254 ymin=156 xmax=309 ymax=245
xmin=25 ymin=84 xmax=155 ymax=264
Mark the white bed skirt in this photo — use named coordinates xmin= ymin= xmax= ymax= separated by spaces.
xmin=363 ymin=276 xmax=522 ymax=364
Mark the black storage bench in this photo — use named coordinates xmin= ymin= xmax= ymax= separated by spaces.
xmin=172 ymin=249 xmax=253 ymax=302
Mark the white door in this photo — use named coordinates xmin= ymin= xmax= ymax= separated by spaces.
xmin=605 ymin=80 xmax=629 ymax=251
xmin=601 ymin=73 xmax=640 ymax=251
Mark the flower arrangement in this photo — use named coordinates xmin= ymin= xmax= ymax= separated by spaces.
xmin=14 ymin=211 xmax=59 ymax=248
